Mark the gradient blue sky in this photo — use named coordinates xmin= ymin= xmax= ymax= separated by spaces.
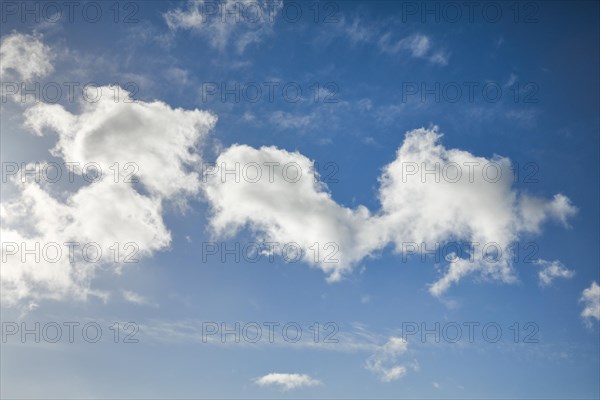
xmin=1 ymin=1 xmax=599 ymax=398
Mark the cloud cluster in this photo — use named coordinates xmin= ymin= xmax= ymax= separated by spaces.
xmin=204 ymin=127 xmax=576 ymax=295
xmin=2 ymin=34 xmax=577 ymax=307
xmin=1 ymin=86 xmax=217 ymax=306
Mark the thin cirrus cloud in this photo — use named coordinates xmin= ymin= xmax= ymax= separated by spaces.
xmin=163 ymin=0 xmax=283 ymax=54
xmin=254 ymin=373 xmax=321 ymax=391
xmin=365 ymin=337 xmax=418 ymax=382
xmin=378 ymin=33 xmax=449 ymax=65
xmin=139 ymin=318 xmax=418 ymax=383
xmin=332 ymin=17 xmax=449 ymax=65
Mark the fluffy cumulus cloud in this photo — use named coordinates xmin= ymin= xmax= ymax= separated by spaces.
xmin=365 ymin=337 xmax=416 ymax=382
xmin=164 ymin=0 xmax=283 ymax=53
xmin=204 ymin=127 xmax=576 ymax=295
xmin=0 ymin=32 xmax=54 ymax=80
xmin=203 ymin=144 xmax=381 ymax=282
xmin=1 ymin=86 xmax=217 ymax=307
xmin=254 ymin=373 xmax=321 ymax=391
xmin=536 ymin=259 xmax=575 ymax=286
xmin=379 ymin=128 xmax=576 ymax=295
xmin=1 ymin=177 xmax=169 ymax=306
xmin=580 ymin=282 xmax=600 ymax=323
xmin=24 ymin=87 xmax=217 ymax=199
xmin=0 ymin=33 xmax=575 ymax=304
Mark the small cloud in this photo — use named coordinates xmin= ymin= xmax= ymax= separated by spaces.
xmin=580 ymin=281 xmax=600 ymax=325
xmin=506 ymin=73 xmax=518 ymax=87
xmin=365 ymin=337 xmax=417 ymax=382
xmin=433 ymin=382 xmax=440 ymax=389
xmin=342 ymin=17 xmax=373 ymax=44
xmin=0 ymin=32 xmax=54 ymax=81
xmin=358 ymin=98 xmax=373 ymax=111
xmin=378 ymin=33 xmax=448 ymax=65
xmin=254 ymin=373 xmax=321 ymax=391
xmin=163 ymin=0 xmax=283 ymax=54
xmin=361 ymin=295 xmax=371 ymax=304
xmin=495 ymin=36 xmax=505 ymax=49
xmin=122 ymin=290 xmax=155 ymax=306
xmin=428 ymin=51 xmax=449 ymax=66
xmin=269 ymin=111 xmax=315 ymax=130
xmin=165 ymin=67 xmax=190 ymax=85
xmin=242 ymin=111 xmax=256 ymax=122
xmin=535 ymin=259 xmax=575 ymax=286
xmin=506 ymin=109 xmax=539 ymax=127
xmin=363 ymin=137 xmax=377 ymax=146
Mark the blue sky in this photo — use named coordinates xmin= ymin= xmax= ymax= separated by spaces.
xmin=1 ymin=1 xmax=599 ymax=398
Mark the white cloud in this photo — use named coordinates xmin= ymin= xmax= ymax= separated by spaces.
xmin=164 ymin=0 xmax=283 ymax=53
xmin=122 ymin=290 xmax=154 ymax=306
xmin=165 ymin=67 xmax=190 ymax=85
xmin=24 ymin=85 xmax=217 ymax=199
xmin=0 ymin=32 xmax=54 ymax=81
xmin=332 ymin=19 xmax=448 ymax=65
xmin=580 ymin=282 xmax=600 ymax=323
xmin=341 ymin=18 xmax=373 ymax=44
xmin=365 ymin=337 xmax=416 ymax=382
xmin=536 ymin=259 xmax=575 ymax=286
xmin=1 ymin=86 xmax=217 ymax=307
xmin=254 ymin=373 xmax=321 ymax=391
xmin=204 ymin=127 xmax=576 ymax=294
xmin=203 ymin=144 xmax=380 ymax=283
xmin=269 ymin=110 xmax=315 ymax=130
xmin=378 ymin=33 xmax=448 ymax=65
xmin=380 ymin=128 xmax=575 ymax=295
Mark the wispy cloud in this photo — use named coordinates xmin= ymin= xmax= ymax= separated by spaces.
xmin=164 ymin=0 xmax=283 ymax=54
xmin=365 ymin=337 xmax=418 ymax=382
xmin=122 ymin=290 xmax=156 ymax=307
